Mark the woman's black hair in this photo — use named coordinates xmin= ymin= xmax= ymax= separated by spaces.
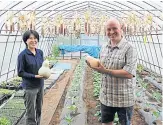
xmin=22 ymin=30 xmax=39 ymax=47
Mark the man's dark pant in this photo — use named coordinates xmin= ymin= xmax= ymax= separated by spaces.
xmin=24 ymin=87 xmax=44 ymax=125
xmin=101 ymin=103 xmax=133 ymax=125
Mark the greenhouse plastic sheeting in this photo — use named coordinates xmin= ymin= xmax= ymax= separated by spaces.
xmin=53 ymin=63 xmax=72 ymax=70
xmin=44 ymin=69 xmax=64 ymax=90
xmin=59 ymin=45 xmax=101 ymax=58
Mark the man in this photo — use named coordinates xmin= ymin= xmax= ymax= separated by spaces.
xmin=86 ymin=18 xmax=137 ymax=125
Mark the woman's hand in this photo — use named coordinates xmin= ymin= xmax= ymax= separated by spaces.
xmin=49 ymin=63 xmax=53 ymax=69
xmin=35 ymin=75 xmax=44 ymax=78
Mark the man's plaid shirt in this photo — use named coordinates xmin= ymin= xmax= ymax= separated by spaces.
xmin=99 ymin=37 xmax=137 ymax=107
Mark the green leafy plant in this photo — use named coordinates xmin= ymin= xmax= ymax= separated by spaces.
xmin=96 ymin=104 xmax=100 ymax=109
xmin=152 ymin=91 xmax=161 ymax=102
xmin=94 ymin=110 xmax=101 ymax=123
xmin=0 ymin=89 xmax=15 ymax=95
xmin=145 ymin=102 xmax=150 ymax=107
xmin=136 ymin=75 xmax=143 ymax=83
xmin=4 ymin=98 xmax=25 ymax=110
xmin=0 ymin=117 xmax=11 ymax=125
xmin=52 ymin=44 xmax=60 ymax=59
xmin=92 ymin=71 xmax=101 ymax=97
xmin=144 ymin=103 xmax=151 ymax=112
xmin=94 ymin=111 xmax=101 ymax=117
xmin=45 ymin=45 xmax=60 ymax=61
xmin=92 ymin=71 xmax=102 ymax=122
xmin=150 ymin=73 xmax=156 ymax=80
xmin=136 ymin=91 xmax=143 ymax=97
xmin=45 ymin=56 xmax=52 ymax=61
xmin=65 ymin=114 xmax=73 ymax=125
xmin=0 ymin=81 xmax=7 ymax=88
xmin=67 ymin=105 xmax=78 ymax=114
xmin=141 ymin=82 xmax=148 ymax=89
xmin=114 ymin=112 xmax=119 ymax=124
xmin=98 ymin=116 xmax=101 ymax=122
xmin=137 ymin=64 xmax=144 ymax=73
xmin=64 ymin=59 xmax=85 ymax=124
xmin=11 ymin=81 xmax=21 ymax=87
xmin=152 ymin=110 xmax=160 ymax=119
xmin=12 ymin=77 xmax=22 ymax=82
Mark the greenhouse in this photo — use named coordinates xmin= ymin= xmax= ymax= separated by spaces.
xmin=0 ymin=1 xmax=162 ymax=125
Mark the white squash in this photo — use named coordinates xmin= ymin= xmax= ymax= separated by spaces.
xmin=38 ymin=59 xmax=51 ymax=79
xmin=86 ymin=56 xmax=100 ymax=68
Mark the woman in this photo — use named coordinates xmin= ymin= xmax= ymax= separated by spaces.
xmin=17 ymin=30 xmax=44 ymax=125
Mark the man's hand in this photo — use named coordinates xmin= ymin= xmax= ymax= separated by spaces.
xmin=35 ymin=75 xmax=44 ymax=78
xmin=86 ymin=60 xmax=108 ymax=74
xmin=92 ymin=63 xmax=108 ymax=74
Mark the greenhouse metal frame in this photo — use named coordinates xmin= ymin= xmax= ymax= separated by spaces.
xmin=0 ymin=1 xmax=162 ymax=125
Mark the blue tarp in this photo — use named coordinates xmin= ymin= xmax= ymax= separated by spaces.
xmin=59 ymin=45 xmax=101 ymax=58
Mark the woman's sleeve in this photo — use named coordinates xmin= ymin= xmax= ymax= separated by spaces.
xmin=17 ymin=54 xmax=35 ymax=78
xmin=40 ymin=50 xmax=44 ymax=60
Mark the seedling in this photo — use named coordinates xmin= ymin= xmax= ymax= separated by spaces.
xmin=96 ymin=104 xmax=100 ymax=109
xmin=152 ymin=91 xmax=161 ymax=102
xmin=12 ymin=81 xmax=21 ymax=87
xmin=114 ymin=112 xmax=119 ymax=124
xmin=52 ymin=44 xmax=60 ymax=60
xmin=94 ymin=111 xmax=101 ymax=117
xmin=98 ymin=116 xmax=101 ymax=122
xmin=137 ymin=64 xmax=144 ymax=73
xmin=67 ymin=104 xmax=78 ymax=114
xmin=152 ymin=110 xmax=160 ymax=119
xmin=0 ymin=81 xmax=7 ymax=88
xmin=12 ymin=77 xmax=22 ymax=82
xmin=0 ymin=89 xmax=15 ymax=95
xmin=141 ymin=82 xmax=148 ymax=89
xmin=136 ymin=91 xmax=143 ymax=97
xmin=93 ymin=71 xmax=101 ymax=97
xmin=144 ymin=103 xmax=151 ymax=112
xmin=0 ymin=117 xmax=11 ymax=125
xmin=65 ymin=114 xmax=73 ymax=125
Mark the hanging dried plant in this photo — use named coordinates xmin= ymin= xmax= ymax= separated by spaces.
xmin=9 ymin=12 xmax=14 ymax=33
xmin=84 ymin=10 xmax=91 ymax=36
xmin=41 ymin=17 xmax=46 ymax=37
xmin=143 ymin=35 xmax=147 ymax=44
xmin=155 ymin=23 xmax=159 ymax=33
xmin=5 ymin=12 xmax=14 ymax=33
xmin=5 ymin=14 xmax=9 ymax=33
xmin=29 ymin=11 xmax=36 ymax=30
xmin=41 ymin=25 xmax=45 ymax=37
xmin=18 ymin=12 xmax=28 ymax=32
